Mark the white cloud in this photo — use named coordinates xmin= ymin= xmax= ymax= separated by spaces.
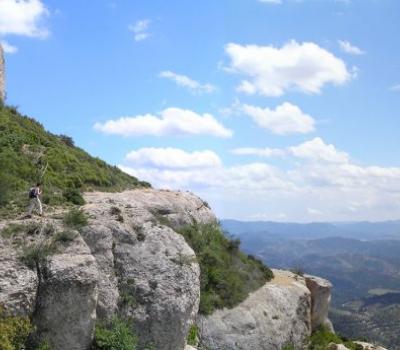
xmin=389 ymin=84 xmax=400 ymax=92
xmin=159 ymin=71 xmax=216 ymax=94
xmin=225 ymin=40 xmax=351 ymax=96
xmin=125 ymin=148 xmax=222 ymax=169
xmin=231 ymin=147 xmax=286 ymax=158
xmin=0 ymin=0 xmax=49 ymax=38
xmin=338 ymin=40 xmax=365 ymax=55
xmin=1 ymin=40 xmax=18 ymax=53
xmin=288 ymin=137 xmax=349 ymax=163
xmin=307 ymin=208 xmax=323 ymax=216
xmin=242 ymin=102 xmax=316 ymax=135
xmin=94 ymin=107 xmax=233 ymax=138
xmin=119 ymin=140 xmax=400 ymax=222
xmin=129 ymin=19 xmax=150 ymax=42
xmin=232 ymin=137 xmax=349 ymax=163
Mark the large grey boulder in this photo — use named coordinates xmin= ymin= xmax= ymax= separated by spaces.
xmin=304 ymin=274 xmax=333 ymax=331
xmin=198 ymin=270 xmax=312 ymax=350
xmin=81 ymin=189 xmax=216 ymax=350
xmin=33 ymin=234 xmax=98 ymax=350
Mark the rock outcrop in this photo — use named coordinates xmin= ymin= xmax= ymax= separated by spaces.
xmin=198 ymin=270 xmax=312 ymax=350
xmin=0 ymin=188 xmax=386 ymax=350
xmin=0 ymin=239 xmax=37 ymax=315
xmin=33 ymin=234 xmax=98 ymax=350
xmin=305 ymin=274 xmax=333 ymax=331
xmin=81 ymin=189 xmax=215 ymax=350
xmin=197 ymin=271 xmax=337 ymax=350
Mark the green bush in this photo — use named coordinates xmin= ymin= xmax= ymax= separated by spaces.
xmin=63 ymin=208 xmax=88 ymax=230
xmin=62 ymin=187 xmax=85 ymax=205
xmin=0 ymin=305 xmax=32 ymax=350
xmin=53 ymin=230 xmax=77 ymax=244
xmin=178 ymin=223 xmax=274 ymax=315
xmin=309 ymin=326 xmax=363 ymax=350
xmin=92 ymin=317 xmax=137 ymax=350
xmin=19 ymin=239 xmax=57 ymax=270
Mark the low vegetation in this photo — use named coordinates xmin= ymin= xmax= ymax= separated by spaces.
xmin=19 ymin=239 xmax=57 ymax=271
xmin=308 ymin=326 xmax=363 ymax=350
xmin=0 ymin=104 xmax=149 ymax=214
xmin=63 ymin=208 xmax=88 ymax=230
xmin=0 ymin=306 xmax=32 ymax=350
xmin=187 ymin=324 xmax=199 ymax=346
xmin=92 ymin=317 xmax=137 ymax=350
xmin=178 ymin=223 xmax=274 ymax=315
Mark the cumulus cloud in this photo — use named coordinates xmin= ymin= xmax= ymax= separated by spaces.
xmin=119 ymin=140 xmax=400 ymax=221
xmin=288 ymin=137 xmax=349 ymax=163
xmin=159 ymin=71 xmax=216 ymax=94
xmin=338 ymin=40 xmax=365 ymax=55
xmin=0 ymin=0 xmax=49 ymax=38
xmin=1 ymin=40 xmax=18 ymax=53
xmin=94 ymin=107 xmax=233 ymax=138
xmin=233 ymin=137 xmax=349 ymax=163
xmin=242 ymin=102 xmax=316 ymax=135
xmin=231 ymin=147 xmax=286 ymax=158
xmin=225 ymin=40 xmax=351 ymax=96
xmin=125 ymin=148 xmax=222 ymax=169
xmin=129 ymin=19 xmax=150 ymax=41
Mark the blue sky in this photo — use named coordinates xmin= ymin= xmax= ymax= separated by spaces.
xmin=1 ymin=0 xmax=400 ymax=222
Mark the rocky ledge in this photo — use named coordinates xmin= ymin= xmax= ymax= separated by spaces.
xmin=0 ymin=189 xmax=388 ymax=350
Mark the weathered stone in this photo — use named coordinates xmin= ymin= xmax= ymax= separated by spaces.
xmin=33 ymin=234 xmax=98 ymax=350
xmin=0 ymin=238 xmax=38 ymax=315
xmin=198 ymin=270 xmax=312 ymax=350
xmin=81 ymin=189 xmax=214 ymax=350
xmin=354 ymin=342 xmax=388 ymax=350
xmin=327 ymin=343 xmax=350 ymax=350
xmin=305 ymin=274 xmax=333 ymax=331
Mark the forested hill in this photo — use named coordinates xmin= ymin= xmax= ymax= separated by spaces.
xmin=0 ymin=104 xmax=150 ymax=210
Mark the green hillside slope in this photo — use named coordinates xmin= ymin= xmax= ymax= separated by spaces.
xmin=0 ymin=104 xmax=150 ymax=211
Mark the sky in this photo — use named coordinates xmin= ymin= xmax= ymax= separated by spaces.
xmin=1 ymin=0 xmax=400 ymax=222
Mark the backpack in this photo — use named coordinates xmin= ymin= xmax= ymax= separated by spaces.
xmin=29 ymin=187 xmax=37 ymax=199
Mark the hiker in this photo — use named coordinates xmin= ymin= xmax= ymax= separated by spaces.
xmin=27 ymin=183 xmax=43 ymax=217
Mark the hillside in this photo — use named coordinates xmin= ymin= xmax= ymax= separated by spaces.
xmin=0 ymin=104 xmax=150 ymax=212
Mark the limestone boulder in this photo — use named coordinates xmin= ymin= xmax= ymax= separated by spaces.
xmin=198 ymin=270 xmax=312 ymax=350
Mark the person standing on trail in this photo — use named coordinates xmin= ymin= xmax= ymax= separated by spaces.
xmin=27 ymin=183 xmax=43 ymax=217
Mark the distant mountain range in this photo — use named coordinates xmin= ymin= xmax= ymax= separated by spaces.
xmin=221 ymin=219 xmax=400 ymax=350
xmin=222 ymin=219 xmax=400 ymax=240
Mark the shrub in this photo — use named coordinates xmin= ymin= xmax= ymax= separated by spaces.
xmin=53 ymin=230 xmax=77 ymax=244
xmin=282 ymin=344 xmax=295 ymax=350
xmin=62 ymin=188 xmax=85 ymax=205
xmin=63 ymin=208 xmax=88 ymax=230
xmin=58 ymin=134 xmax=75 ymax=147
xmin=308 ymin=326 xmax=363 ymax=350
xmin=187 ymin=324 xmax=199 ymax=346
xmin=0 ymin=305 xmax=32 ymax=350
xmin=92 ymin=317 xmax=137 ymax=350
xmin=19 ymin=239 xmax=57 ymax=270
xmin=178 ymin=223 xmax=274 ymax=315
